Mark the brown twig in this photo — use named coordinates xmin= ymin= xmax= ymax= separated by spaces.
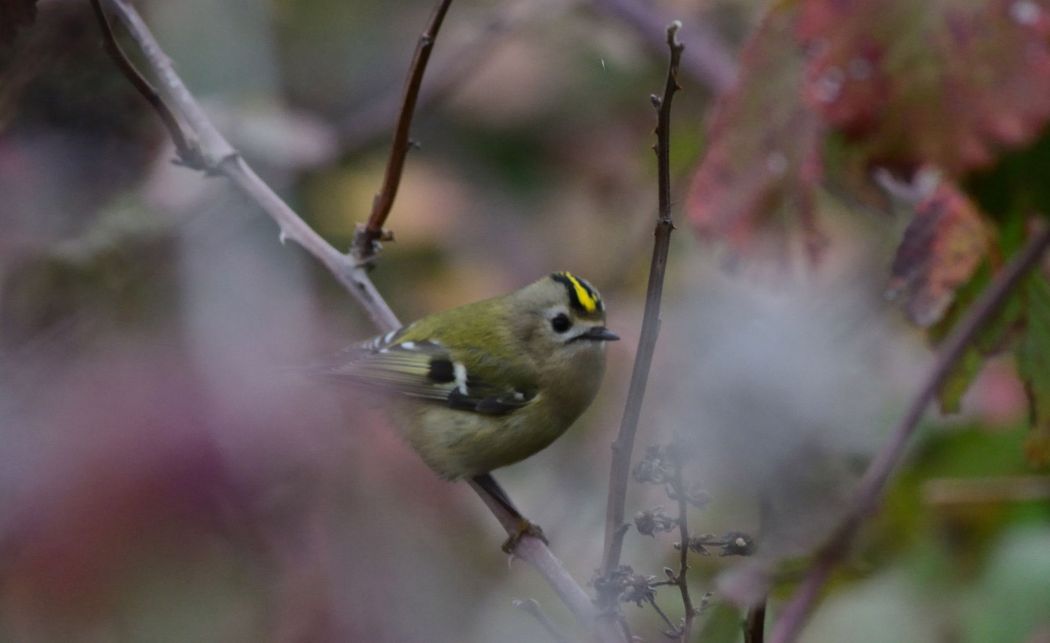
xmin=768 ymin=222 xmax=1050 ymax=643
xmin=600 ymin=21 xmax=684 ymax=591
xmin=587 ymin=0 xmax=735 ymax=94
xmin=352 ymin=0 xmax=454 ymax=263
xmin=670 ymin=454 xmax=695 ymax=641
xmin=745 ymin=599 xmax=766 ymax=643
xmin=647 ymin=595 xmax=681 ymax=639
xmin=96 ymin=0 xmax=601 ymax=632
xmin=338 ymin=0 xmax=546 ymax=154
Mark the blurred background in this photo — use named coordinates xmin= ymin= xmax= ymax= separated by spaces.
xmin=1 ymin=0 xmax=1048 ymax=642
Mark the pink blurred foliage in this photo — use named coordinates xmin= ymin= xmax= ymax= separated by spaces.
xmin=798 ymin=0 xmax=1050 ymax=173
xmin=687 ymin=0 xmax=1050 ymax=264
xmin=0 ymin=337 xmax=412 ymax=641
xmin=686 ymin=5 xmax=825 ymax=260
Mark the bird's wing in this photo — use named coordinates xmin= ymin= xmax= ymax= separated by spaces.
xmin=318 ymin=333 xmax=537 ymax=415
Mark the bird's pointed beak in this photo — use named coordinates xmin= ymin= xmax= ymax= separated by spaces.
xmin=582 ymin=326 xmax=619 ymax=342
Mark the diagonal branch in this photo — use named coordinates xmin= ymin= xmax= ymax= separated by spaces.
xmin=100 ymin=0 xmax=397 ymax=331
xmin=87 ymin=0 xmax=201 ymax=168
xmin=768 ymin=221 xmax=1050 ymax=643
xmin=353 ymin=0 xmax=454 ymax=262
xmin=468 ymin=478 xmax=599 ymax=626
xmin=95 ymin=0 xmax=599 ymax=631
xmin=599 ymin=19 xmax=684 ymax=597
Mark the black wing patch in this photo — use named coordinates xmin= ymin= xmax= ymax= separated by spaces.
xmin=427 ymin=358 xmax=456 ymax=384
xmin=313 ymin=334 xmax=535 ymax=416
xmin=448 ymin=388 xmax=536 ymax=415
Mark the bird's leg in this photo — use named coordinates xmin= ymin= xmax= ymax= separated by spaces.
xmin=470 ymin=473 xmax=548 ymax=553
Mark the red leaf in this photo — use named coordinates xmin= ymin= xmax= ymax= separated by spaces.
xmin=798 ymin=0 xmax=1050 ymax=174
xmin=686 ymin=5 xmax=825 ymax=258
xmin=888 ymin=179 xmax=991 ymax=326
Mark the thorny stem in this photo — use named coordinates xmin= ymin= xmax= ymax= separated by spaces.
xmin=769 ymin=222 xmax=1050 ymax=643
xmin=353 ymin=0 xmax=454 ymax=262
xmin=94 ymin=0 xmax=602 ymax=633
xmin=601 ymin=20 xmax=684 ymax=593
xmin=97 ymin=0 xmax=397 ymax=330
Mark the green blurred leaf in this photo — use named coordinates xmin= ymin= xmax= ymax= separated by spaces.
xmin=1018 ymin=274 xmax=1050 ymax=466
xmin=696 ymin=600 xmax=744 ymax=643
xmin=967 ymin=130 xmax=1050 ymax=222
xmin=927 ymin=131 xmax=1050 ymax=413
xmin=962 ymin=527 xmax=1050 ymax=643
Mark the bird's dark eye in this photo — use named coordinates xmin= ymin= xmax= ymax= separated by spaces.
xmin=551 ymin=313 xmax=572 ymax=333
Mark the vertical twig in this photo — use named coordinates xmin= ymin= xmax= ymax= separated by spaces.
xmin=768 ymin=222 xmax=1050 ymax=643
xmin=600 ymin=20 xmax=684 ymax=587
xmin=671 ymin=455 xmax=695 ymax=641
xmin=587 ymin=0 xmax=736 ymax=94
xmin=353 ymin=0 xmax=454 ymax=262
xmin=745 ymin=600 xmax=766 ymax=643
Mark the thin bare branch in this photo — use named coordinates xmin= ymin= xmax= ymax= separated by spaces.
xmin=97 ymin=0 xmax=601 ymax=631
xmin=745 ymin=599 xmax=766 ymax=643
xmin=647 ymin=595 xmax=681 ymax=639
xmin=353 ymin=0 xmax=454 ymax=262
xmin=600 ymin=21 xmax=684 ymax=591
xmin=670 ymin=454 xmax=695 ymax=641
xmin=587 ymin=0 xmax=736 ymax=94
xmin=769 ymin=222 xmax=1050 ymax=643
xmin=338 ymin=1 xmax=547 ymax=154
xmin=467 ymin=478 xmax=599 ymax=627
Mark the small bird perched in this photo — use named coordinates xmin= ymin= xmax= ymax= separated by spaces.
xmin=320 ymin=272 xmax=617 ymax=549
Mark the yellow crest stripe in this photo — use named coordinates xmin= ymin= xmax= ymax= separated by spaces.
xmin=562 ymin=272 xmax=598 ymax=313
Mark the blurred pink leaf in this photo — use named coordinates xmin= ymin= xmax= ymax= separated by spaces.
xmin=798 ymin=0 xmax=1050 ymax=174
xmin=686 ymin=5 xmax=825 ymax=258
xmin=888 ymin=179 xmax=990 ymax=326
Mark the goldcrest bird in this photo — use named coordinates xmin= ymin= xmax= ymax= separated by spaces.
xmin=320 ymin=272 xmax=617 ymax=547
